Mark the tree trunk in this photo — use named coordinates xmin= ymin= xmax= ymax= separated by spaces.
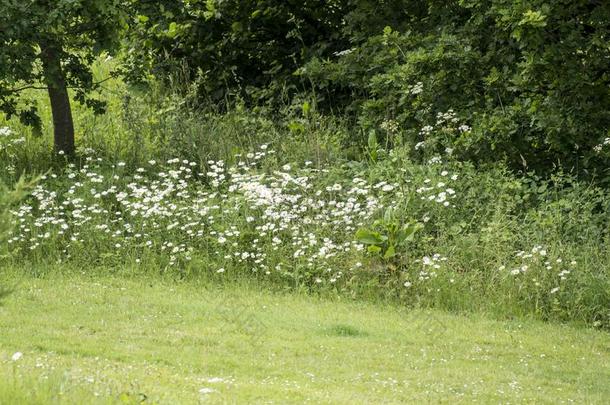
xmin=39 ymin=41 xmax=75 ymax=157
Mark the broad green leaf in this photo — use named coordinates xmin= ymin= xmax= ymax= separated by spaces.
xmin=356 ymin=229 xmax=384 ymax=245
xmin=401 ymin=222 xmax=423 ymax=242
xmin=519 ymin=10 xmax=547 ymax=28
xmin=367 ymin=245 xmax=382 ymax=254
xmin=167 ymin=22 xmax=179 ymax=38
xmin=383 ymin=245 xmax=396 ymax=259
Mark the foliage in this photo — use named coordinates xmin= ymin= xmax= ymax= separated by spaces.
xmin=2 ymin=40 xmax=610 ymax=328
xmin=0 ymin=175 xmax=38 ymax=251
xmin=121 ymin=0 xmax=610 ymax=174
xmin=302 ymin=0 xmax=610 ymax=175
xmin=1 ymin=1 xmax=608 ymax=172
xmin=355 ymin=208 xmax=423 ymax=261
xmin=124 ymin=0 xmax=349 ymax=109
xmin=2 ymin=1 xmax=609 ymax=172
xmin=2 ymin=6 xmax=610 ymax=398
xmin=0 ymin=0 xmax=128 ymax=154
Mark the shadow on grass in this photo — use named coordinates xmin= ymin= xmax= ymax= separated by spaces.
xmin=0 ymin=286 xmax=13 ymax=305
xmin=325 ymin=324 xmax=368 ymax=337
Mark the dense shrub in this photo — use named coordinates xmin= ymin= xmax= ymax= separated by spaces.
xmin=124 ymin=0 xmax=349 ymax=109
xmin=126 ymin=0 xmax=610 ymax=175
xmin=303 ymin=0 xmax=610 ymax=175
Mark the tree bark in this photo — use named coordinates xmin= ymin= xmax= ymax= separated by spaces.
xmin=39 ymin=41 xmax=75 ymax=157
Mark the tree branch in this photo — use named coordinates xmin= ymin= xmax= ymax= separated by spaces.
xmin=6 ymin=76 xmax=116 ymax=94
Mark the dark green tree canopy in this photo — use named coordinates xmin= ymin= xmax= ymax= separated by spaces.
xmin=125 ymin=0 xmax=350 ymax=108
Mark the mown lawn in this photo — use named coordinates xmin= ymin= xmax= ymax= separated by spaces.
xmin=0 ymin=273 xmax=608 ymax=404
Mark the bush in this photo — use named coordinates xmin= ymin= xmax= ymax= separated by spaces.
xmin=302 ymin=1 xmax=610 ymax=175
xmin=124 ymin=1 xmax=609 ymax=175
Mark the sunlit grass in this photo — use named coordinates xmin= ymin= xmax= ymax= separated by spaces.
xmin=0 ymin=271 xmax=608 ymax=404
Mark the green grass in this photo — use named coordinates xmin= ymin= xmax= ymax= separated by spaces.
xmin=0 ymin=272 xmax=608 ymax=404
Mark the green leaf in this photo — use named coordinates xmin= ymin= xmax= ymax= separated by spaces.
xmin=383 ymin=208 xmax=393 ymax=224
xmin=367 ymin=130 xmax=377 ymax=151
xmin=287 ymin=121 xmax=305 ymax=133
xmin=356 ymin=229 xmax=385 ymax=245
xmin=383 ymin=245 xmax=396 ymax=259
xmin=400 ymin=222 xmax=423 ymax=242
xmin=231 ymin=21 xmax=243 ymax=32
xmin=367 ymin=245 xmax=382 ymax=254
xmin=519 ymin=10 xmax=547 ymax=28
xmin=166 ymin=22 xmax=178 ymax=38
xmin=367 ymin=130 xmax=378 ymax=161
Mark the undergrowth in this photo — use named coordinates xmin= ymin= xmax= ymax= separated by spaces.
xmin=0 ymin=65 xmax=608 ymax=330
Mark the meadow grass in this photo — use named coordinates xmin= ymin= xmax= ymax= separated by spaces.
xmin=0 ymin=270 xmax=609 ymax=404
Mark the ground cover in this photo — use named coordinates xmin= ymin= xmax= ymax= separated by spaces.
xmin=0 ymin=272 xmax=608 ymax=404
